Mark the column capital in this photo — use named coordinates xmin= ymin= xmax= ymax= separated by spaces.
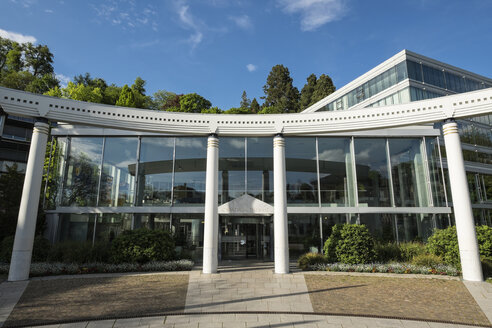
xmin=208 ymin=133 xmax=218 ymax=138
xmin=274 ymin=133 xmax=284 ymax=138
xmin=33 ymin=119 xmax=49 ymax=135
xmin=35 ymin=117 xmax=49 ymax=124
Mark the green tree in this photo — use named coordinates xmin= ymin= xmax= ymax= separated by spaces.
xmin=201 ymin=106 xmax=222 ymax=114
xmin=179 ymin=93 xmax=212 ymax=113
xmin=240 ymin=90 xmax=251 ymax=109
xmin=161 ymin=94 xmax=182 ymax=111
xmin=150 ymin=89 xmax=177 ymax=110
xmin=44 ymin=85 xmax=63 ymax=97
xmin=116 ymin=84 xmax=137 ymax=107
xmin=258 ymin=106 xmax=283 ymax=114
xmin=300 ymin=73 xmax=317 ymax=110
xmin=262 ymin=64 xmax=299 ymax=113
xmin=131 ymin=77 xmax=150 ymax=108
xmin=103 ymin=84 xmax=122 ymax=105
xmin=224 ymin=107 xmax=253 ymax=114
xmin=0 ymin=37 xmax=14 ymax=72
xmin=24 ymin=43 xmax=54 ymax=77
xmin=25 ymin=73 xmax=59 ymax=94
xmin=64 ymin=82 xmax=104 ymax=103
xmin=250 ymin=98 xmax=260 ymax=113
xmin=0 ymin=70 xmax=34 ymax=90
xmin=311 ymin=74 xmax=335 ymax=104
xmin=5 ymin=42 xmax=23 ymax=72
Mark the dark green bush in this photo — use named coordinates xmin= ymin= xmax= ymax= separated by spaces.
xmin=323 ymin=224 xmax=343 ymax=262
xmin=375 ymin=243 xmax=402 ymax=262
xmin=111 ymin=228 xmax=175 ymax=264
xmin=325 ymin=224 xmax=376 ymax=264
xmin=399 ymin=242 xmax=426 ymax=262
xmin=47 ymin=241 xmax=111 ymax=263
xmin=482 ymin=258 xmax=492 ymax=279
xmin=411 ymin=254 xmax=443 ymax=267
xmin=297 ymin=252 xmax=327 ymax=270
xmin=426 ymin=226 xmax=460 ymax=268
xmin=1 ymin=235 xmax=50 ymax=263
xmin=476 ymin=226 xmax=492 ymax=258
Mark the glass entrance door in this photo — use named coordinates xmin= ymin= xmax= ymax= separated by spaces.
xmin=220 ymin=216 xmax=271 ymax=260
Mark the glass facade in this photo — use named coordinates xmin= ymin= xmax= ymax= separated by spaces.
xmin=285 ymin=138 xmax=318 ymax=205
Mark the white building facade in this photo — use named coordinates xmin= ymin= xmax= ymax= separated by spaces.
xmin=1 ymin=50 xmax=491 ymax=281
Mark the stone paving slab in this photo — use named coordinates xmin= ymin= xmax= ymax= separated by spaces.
xmin=0 ymin=281 xmax=29 ymax=328
xmin=26 ymin=314 xmax=492 ymax=328
xmin=184 ymin=267 xmax=313 ymax=313
xmin=304 ymin=274 xmax=491 ymax=327
xmin=464 ymin=281 xmax=492 ymax=324
xmin=3 ymin=274 xmax=189 ymax=327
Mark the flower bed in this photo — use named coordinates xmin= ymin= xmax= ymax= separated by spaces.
xmin=0 ymin=260 xmax=194 ymax=277
xmin=309 ymin=262 xmax=460 ymax=276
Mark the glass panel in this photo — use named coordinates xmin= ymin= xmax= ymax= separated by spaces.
xmin=54 ymin=137 xmax=67 ymax=207
xmin=247 ymin=137 xmax=273 ymax=203
xmin=285 ymin=138 xmax=318 ymax=205
xmin=137 ymin=137 xmax=174 ymax=206
xmin=57 ymin=213 xmax=95 ymax=242
xmin=360 ymin=213 xmax=396 ymax=242
xmin=389 ymin=138 xmax=428 ymax=207
xmin=317 ymin=137 xmax=355 ymax=206
xmin=99 ymin=138 xmax=138 ymax=206
xmin=133 ymin=213 xmax=171 ymax=230
xmin=94 ymin=213 xmax=132 ymax=242
xmin=426 ymin=137 xmax=446 ymax=207
xmin=407 ymin=60 xmax=422 ymax=82
xmin=288 ymin=214 xmax=320 ymax=257
xmin=395 ymin=214 xmax=437 ymax=242
xmin=354 ymin=138 xmax=391 ymax=206
xmin=173 ymin=137 xmax=207 ymax=205
xmin=172 ymin=213 xmax=204 ymax=260
xmin=62 ymin=137 xmax=103 ymax=206
xmin=219 ymin=138 xmax=245 ymax=203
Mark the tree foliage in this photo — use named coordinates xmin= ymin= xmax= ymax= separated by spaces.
xmin=240 ymin=90 xmax=251 ymax=109
xmin=179 ymin=93 xmax=212 ymax=113
xmin=300 ymin=73 xmax=336 ymax=110
xmin=250 ymin=98 xmax=260 ymax=113
xmin=262 ymin=64 xmax=300 ymax=113
xmin=116 ymin=84 xmax=137 ymax=107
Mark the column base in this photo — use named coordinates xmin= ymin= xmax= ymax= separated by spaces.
xmin=8 ymin=250 xmax=32 ymax=281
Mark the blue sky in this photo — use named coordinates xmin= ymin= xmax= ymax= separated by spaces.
xmin=1 ymin=0 xmax=492 ymax=110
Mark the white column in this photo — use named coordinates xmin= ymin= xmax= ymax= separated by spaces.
xmin=442 ymin=120 xmax=483 ymax=282
xmin=203 ymin=134 xmax=219 ymax=274
xmin=9 ymin=120 xmax=49 ymax=281
xmin=273 ymin=134 xmax=289 ymax=274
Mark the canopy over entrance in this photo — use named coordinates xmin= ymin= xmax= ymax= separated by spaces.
xmin=218 ymin=194 xmax=274 ymax=216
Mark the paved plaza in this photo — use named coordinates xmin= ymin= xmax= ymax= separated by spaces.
xmin=0 ymin=262 xmax=491 ymax=328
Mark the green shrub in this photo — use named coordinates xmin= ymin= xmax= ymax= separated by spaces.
xmin=111 ymin=228 xmax=175 ymax=264
xmin=323 ymin=224 xmax=343 ymax=262
xmin=399 ymin=242 xmax=426 ymax=262
xmin=375 ymin=243 xmax=401 ymax=263
xmin=482 ymin=258 xmax=492 ymax=279
xmin=335 ymin=224 xmax=376 ymax=264
xmin=426 ymin=226 xmax=460 ymax=268
xmin=297 ymin=252 xmax=327 ymax=270
xmin=0 ymin=235 xmax=50 ymax=263
xmin=411 ymin=254 xmax=443 ymax=267
xmin=476 ymin=226 xmax=492 ymax=258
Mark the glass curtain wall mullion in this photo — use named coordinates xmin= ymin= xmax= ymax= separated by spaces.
xmin=244 ymin=137 xmax=247 ymax=195
xmin=42 ymin=135 xmax=54 ymax=209
xmin=421 ymin=137 xmax=435 ymax=207
xmin=131 ymin=136 xmax=142 ymax=229
xmin=315 ymin=137 xmax=323 ymax=253
xmin=93 ymin=137 xmax=106 ymax=245
xmin=350 ymin=137 xmax=359 ymax=224
xmin=59 ymin=137 xmax=71 ymax=205
xmin=386 ymin=138 xmax=396 ymax=207
xmin=170 ymin=137 xmax=176 ymax=207
xmin=435 ymin=136 xmax=451 ymax=226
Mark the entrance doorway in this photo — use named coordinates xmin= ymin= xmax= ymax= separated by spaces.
xmin=219 ymin=216 xmax=272 ymax=260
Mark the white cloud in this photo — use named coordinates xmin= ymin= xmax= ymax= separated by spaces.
xmin=229 ymin=15 xmax=252 ymax=30
xmin=176 ymin=1 xmax=204 ymax=49
xmin=45 ymin=9 xmax=53 ymax=13
xmin=91 ymin=2 xmax=159 ymax=31
xmin=0 ymin=29 xmax=36 ymax=43
xmin=277 ymin=0 xmax=346 ymax=31
xmin=55 ymin=73 xmax=71 ymax=87
xmin=246 ymin=64 xmax=257 ymax=72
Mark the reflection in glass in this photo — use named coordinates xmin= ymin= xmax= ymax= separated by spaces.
xmin=360 ymin=213 xmax=395 ymax=242
xmin=288 ymin=214 xmax=320 ymax=257
xmin=219 ymin=138 xmax=245 ymax=203
xmin=426 ymin=137 xmax=446 ymax=207
xmin=172 ymin=213 xmax=204 ymax=260
xmin=389 ymin=138 xmax=428 ymax=207
xmin=62 ymin=137 xmax=103 ymax=206
xmin=395 ymin=214 xmax=441 ymax=242
xmin=286 ymin=138 xmax=318 ymax=205
xmin=318 ymin=138 xmax=355 ymax=206
xmin=247 ymin=138 xmax=273 ymax=203
xmin=94 ymin=213 xmax=132 ymax=242
xmin=354 ymin=139 xmax=391 ymax=206
xmin=58 ymin=213 xmax=95 ymax=242
xmin=98 ymin=138 xmax=138 ymax=206
xmin=173 ymin=138 xmax=207 ymax=205
xmin=133 ymin=213 xmax=170 ymax=230
xmin=137 ymin=138 xmax=174 ymax=206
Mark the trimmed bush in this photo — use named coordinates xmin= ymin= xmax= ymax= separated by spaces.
xmin=47 ymin=241 xmax=111 ymax=264
xmin=426 ymin=226 xmax=460 ymax=268
xmin=1 ymin=235 xmax=50 ymax=263
xmin=476 ymin=226 xmax=492 ymax=258
xmin=399 ymin=242 xmax=426 ymax=262
xmin=334 ymin=224 xmax=376 ymax=264
xmin=375 ymin=243 xmax=402 ymax=263
xmin=111 ymin=228 xmax=175 ymax=264
xmin=482 ymin=258 xmax=492 ymax=279
xmin=323 ymin=224 xmax=343 ymax=262
xmin=297 ymin=252 xmax=327 ymax=271
xmin=411 ymin=254 xmax=443 ymax=267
